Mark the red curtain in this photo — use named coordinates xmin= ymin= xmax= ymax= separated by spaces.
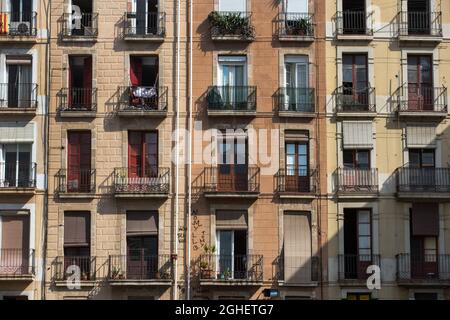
xmin=130 ymin=57 xmax=142 ymax=86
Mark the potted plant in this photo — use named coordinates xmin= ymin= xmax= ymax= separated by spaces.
xmin=286 ymin=17 xmax=312 ymax=36
xmin=208 ymin=11 xmax=255 ymax=39
xmin=200 ymin=244 xmax=216 ymax=279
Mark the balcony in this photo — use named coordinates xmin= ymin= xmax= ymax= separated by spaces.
xmin=396 ymin=254 xmax=450 ymax=286
xmin=208 ymin=11 xmax=255 ymax=41
xmin=54 ymin=256 xmax=96 ymax=286
xmin=58 ymin=88 xmax=98 ymax=118
xmin=336 ymin=168 xmax=379 ymax=199
xmin=335 ymin=11 xmax=373 ymax=40
xmin=0 ymin=162 xmax=37 ymax=194
xmin=335 ymin=86 xmax=376 ymax=117
xmin=199 ymin=254 xmax=263 ymax=286
xmin=117 ymin=86 xmax=168 ymax=117
xmin=275 ymin=168 xmax=317 ymax=199
xmin=207 ymin=86 xmax=257 ymax=116
xmin=108 ymin=253 xmax=172 ymax=286
xmin=0 ymin=249 xmax=35 ymax=281
xmin=61 ymin=13 xmax=99 ymax=41
xmin=396 ymin=167 xmax=450 ymax=200
xmin=397 ymin=85 xmax=447 ymax=118
xmin=56 ymin=168 xmax=96 ymax=199
xmin=276 ymin=87 xmax=315 ymax=117
xmin=276 ymin=255 xmax=319 ymax=286
xmin=113 ymin=167 xmax=170 ymax=199
xmin=0 ymin=83 xmax=38 ymax=115
xmin=203 ymin=166 xmax=260 ymax=199
xmin=123 ymin=12 xmax=165 ymax=41
xmin=0 ymin=11 xmax=37 ymax=42
xmin=338 ymin=254 xmax=380 ymax=284
xmin=276 ymin=12 xmax=314 ymax=42
xmin=398 ymin=11 xmax=442 ymax=42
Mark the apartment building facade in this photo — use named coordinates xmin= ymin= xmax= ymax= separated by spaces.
xmin=0 ymin=0 xmax=46 ymax=300
xmin=325 ymin=0 xmax=450 ymax=300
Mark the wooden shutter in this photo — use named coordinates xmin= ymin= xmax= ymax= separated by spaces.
xmin=284 ymin=212 xmax=312 ymax=284
xmin=64 ymin=212 xmax=90 ymax=247
xmin=342 ymin=121 xmax=373 ymax=149
xmin=67 ymin=131 xmax=81 ymax=185
xmin=83 ymin=56 xmax=93 ymax=107
xmin=130 ymin=56 xmax=142 ymax=86
xmin=126 ymin=211 xmax=158 ymax=236
xmin=79 ymin=131 xmax=91 ymax=169
xmin=128 ymin=131 xmax=142 ymax=177
xmin=1 ymin=214 xmax=30 ymax=249
xmin=216 ymin=211 xmax=248 ymax=230
xmin=412 ymin=203 xmax=439 ymax=236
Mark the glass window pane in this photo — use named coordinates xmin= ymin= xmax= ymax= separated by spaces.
xmin=286 ymin=143 xmax=295 ymax=155
xmin=358 ymin=224 xmax=371 ymax=236
xmin=358 ymin=237 xmax=371 ymax=250
xmin=358 ymin=210 xmax=370 ymax=223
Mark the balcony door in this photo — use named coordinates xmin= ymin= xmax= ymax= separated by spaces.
xmin=218 ymin=132 xmax=248 ymax=192
xmin=409 ymin=148 xmax=435 ymax=189
xmin=342 ymin=54 xmax=368 ymax=111
xmin=128 ymin=131 xmax=158 ymax=178
xmin=408 ymin=0 xmax=430 ymax=35
xmin=64 ymin=211 xmax=91 ymax=279
xmin=133 ymin=0 xmax=158 ymax=35
xmin=408 ymin=55 xmax=433 ymax=111
xmin=285 ymin=141 xmax=309 ymax=192
xmin=342 ymin=0 xmax=366 ymax=34
xmin=1 ymin=143 xmax=31 ymax=188
xmin=7 ymin=56 xmax=32 ymax=108
xmin=343 ymin=149 xmax=370 ymax=191
xmin=218 ymin=56 xmax=247 ymax=110
xmin=217 ymin=230 xmax=247 ymax=280
xmin=0 ymin=214 xmax=30 ymax=275
xmin=219 ymin=0 xmax=246 ymax=12
xmin=284 ymin=55 xmax=309 ymax=111
xmin=68 ymin=0 xmax=94 ymax=36
xmin=68 ymin=56 xmax=92 ymax=110
xmin=9 ymin=0 xmax=32 ymax=27
xmin=343 ymin=209 xmax=372 ymax=280
xmin=129 ymin=56 xmax=159 ymax=109
xmin=67 ymin=131 xmax=91 ymax=192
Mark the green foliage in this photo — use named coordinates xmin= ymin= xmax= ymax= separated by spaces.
xmin=286 ymin=17 xmax=312 ymax=35
xmin=208 ymin=11 xmax=255 ymax=39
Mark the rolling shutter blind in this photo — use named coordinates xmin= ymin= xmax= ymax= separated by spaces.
xmin=216 ymin=210 xmax=248 ymax=229
xmin=0 ymin=122 xmax=34 ymax=142
xmin=342 ymin=121 xmax=373 ymax=149
xmin=412 ymin=203 xmax=439 ymax=236
xmin=126 ymin=211 xmax=158 ymax=236
xmin=407 ymin=125 xmax=436 ymax=148
xmin=1 ymin=214 xmax=30 ymax=249
xmin=219 ymin=0 xmax=246 ymax=12
xmin=64 ymin=212 xmax=90 ymax=247
xmin=285 ymin=130 xmax=309 ymax=142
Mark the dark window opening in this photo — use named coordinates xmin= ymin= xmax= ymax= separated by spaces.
xmin=342 ymin=0 xmax=366 ymax=34
xmin=217 ymin=229 xmax=248 ymax=280
xmin=407 ymin=0 xmax=430 ymax=35
xmin=6 ymin=57 xmax=32 ymax=108
xmin=218 ymin=132 xmax=248 ymax=192
xmin=343 ymin=149 xmax=370 ymax=169
xmin=407 ymin=55 xmax=433 ymax=111
xmin=285 ymin=141 xmax=310 ymax=192
xmin=129 ymin=56 xmax=160 ymax=109
xmin=128 ymin=131 xmax=158 ymax=177
xmin=342 ymin=54 xmax=369 ymax=111
xmin=70 ymin=0 xmax=94 ymax=36
xmin=67 ymin=131 xmax=91 ymax=193
xmin=68 ymin=56 xmax=93 ymax=110
xmin=135 ymin=0 xmax=159 ymax=35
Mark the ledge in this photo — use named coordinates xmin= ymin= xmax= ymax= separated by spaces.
xmin=109 ymin=279 xmax=172 ymax=287
xmin=117 ymin=110 xmax=167 ymax=118
xmin=396 ymin=191 xmax=450 ymax=201
xmin=211 ymin=35 xmax=254 ymax=42
xmin=278 ymin=35 xmax=314 ymax=42
xmin=204 ymin=192 xmax=259 ymax=199
xmin=278 ymin=193 xmax=316 ymax=200
xmin=61 ymin=36 xmax=98 ymax=43
xmin=123 ymin=35 xmax=165 ymax=42
xmin=54 ymin=280 xmax=96 ymax=288
xmin=278 ymin=111 xmax=315 ymax=118
xmin=114 ymin=193 xmax=169 ymax=199
xmin=0 ymin=36 xmax=37 ymax=43
xmin=0 ymin=274 xmax=34 ymax=282
xmin=0 ymin=188 xmax=36 ymax=195
xmin=397 ymin=111 xmax=447 ymax=119
xmin=337 ymin=192 xmax=379 ymax=200
xmin=336 ymin=111 xmax=377 ymax=118
xmin=398 ymin=35 xmax=442 ymax=43
xmin=57 ymin=193 xmax=96 ymax=200
xmin=0 ymin=108 xmax=37 ymax=116
xmin=199 ymin=279 xmax=263 ymax=287
xmin=59 ymin=110 xmax=97 ymax=118
xmin=207 ymin=110 xmax=256 ymax=117
xmin=336 ymin=34 xmax=373 ymax=41
xmin=277 ymin=280 xmax=318 ymax=287
xmin=396 ymin=279 xmax=450 ymax=287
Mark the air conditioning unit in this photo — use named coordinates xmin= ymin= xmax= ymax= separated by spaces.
xmin=10 ymin=21 xmax=30 ymax=35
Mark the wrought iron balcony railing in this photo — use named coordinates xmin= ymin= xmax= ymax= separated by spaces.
xmin=0 ymin=162 xmax=36 ymax=188
xmin=204 ymin=166 xmax=260 ymax=193
xmin=0 ymin=11 xmax=37 ymax=37
xmin=208 ymin=11 xmax=255 ymax=40
xmin=336 ymin=86 xmax=376 ymax=113
xmin=54 ymin=256 xmax=96 ymax=281
xmin=338 ymin=254 xmax=380 ymax=281
xmin=199 ymin=254 xmax=263 ymax=282
xmin=275 ymin=168 xmax=317 ymax=194
xmin=397 ymin=85 xmax=447 ymax=113
xmin=108 ymin=252 xmax=172 ymax=281
xmin=398 ymin=11 xmax=442 ymax=37
xmin=396 ymin=253 xmax=450 ymax=282
xmin=61 ymin=13 xmax=99 ymax=38
xmin=336 ymin=11 xmax=372 ymax=36
xmin=396 ymin=167 xmax=450 ymax=193
xmin=58 ymin=88 xmax=98 ymax=112
xmin=277 ymin=87 xmax=315 ymax=113
xmin=0 ymin=83 xmax=38 ymax=109
xmin=56 ymin=168 xmax=96 ymax=194
xmin=336 ymin=168 xmax=379 ymax=193
xmin=113 ymin=167 xmax=170 ymax=194
xmin=0 ymin=249 xmax=35 ymax=276
xmin=277 ymin=12 xmax=314 ymax=38
xmin=276 ymin=255 xmax=319 ymax=283
xmin=118 ymin=86 xmax=168 ymax=113
xmin=207 ymin=86 xmax=257 ymax=112
xmin=123 ymin=12 xmax=166 ymax=38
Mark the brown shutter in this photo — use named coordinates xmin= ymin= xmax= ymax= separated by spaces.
xmin=285 ymin=130 xmax=309 ymax=142
xmin=283 ymin=212 xmax=312 ymax=284
xmin=64 ymin=212 xmax=90 ymax=247
xmin=412 ymin=203 xmax=439 ymax=236
xmin=126 ymin=211 xmax=158 ymax=236
xmin=1 ymin=214 xmax=29 ymax=249
xmin=216 ymin=210 xmax=248 ymax=230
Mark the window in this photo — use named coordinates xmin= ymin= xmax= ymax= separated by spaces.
xmin=0 ymin=143 xmax=32 ymax=188
xmin=64 ymin=211 xmax=91 ymax=279
xmin=343 ymin=149 xmax=370 ymax=169
xmin=407 ymin=0 xmax=430 ymax=35
xmin=129 ymin=56 xmax=159 ymax=109
xmin=346 ymin=293 xmax=371 ymax=300
xmin=67 ymin=131 xmax=91 ymax=192
xmin=409 ymin=148 xmax=434 ymax=168
xmin=284 ymin=56 xmax=309 ymax=111
xmin=219 ymin=0 xmax=246 ymax=12
xmin=129 ymin=0 xmax=159 ymax=36
xmin=68 ymin=0 xmax=94 ymax=36
xmin=217 ymin=56 xmax=248 ymax=109
xmin=342 ymin=54 xmax=368 ymax=110
xmin=407 ymin=55 xmax=433 ymax=111
xmin=284 ymin=0 xmax=308 ymax=13
xmin=342 ymin=0 xmax=366 ymax=34
xmin=6 ymin=55 xmax=32 ymax=108
xmin=128 ymin=131 xmax=158 ymax=177
xmin=285 ymin=141 xmax=309 ymax=192
xmin=68 ymin=56 xmax=92 ymax=110
xmin=10 ymin=0 xmax=32 ymax=24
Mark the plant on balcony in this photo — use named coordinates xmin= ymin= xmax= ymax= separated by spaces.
xmin=208 ymin=11 xmax=255 ymax=39
xmin=220 ymin=268 xmax=232 ymax=280
xmin=286 ymin=17 xmax=312 ymax=36
xmin=200 ymin=244 xmax=216 ymax=279
xmin=111 ymin=266 xmax=124 ymax=280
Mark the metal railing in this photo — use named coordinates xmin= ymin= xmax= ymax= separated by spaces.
xmin=277 ymin=12 xmax=314 ymax=38
xmin=277 ymin=87 xmax=315 ymax=113
xmin=276 ymin=255 xmax=319 ymax=283
xmin=0 ymin=249 xmax=35 ymax=276
xmin=61 ymin=13 xmax=98 ymax=38
xmin=123 ymin=12 xmax=166 ymax=38
xmin=209 ymin=11 xmax=254 ymax=39
xmin=56 ymin=168 xmax=96 ymax=194
xmin=397 ymin=253 xmax=450 ymax=282
xmin=336 ymin=10 xmax=372 ymax=35
xmin=199 ymin=254 xmax=263 ymax=282
xmin=0 ymin=11 xmax=37 ymax=36
xmin=118 ymin=86 xmax=168 ymax=112
xmin=275 ymin=168 xmax=317 ymax=194
xmin=113 ymin=167 xmax=170 ymax=194
xmin=336 ymin=86 xmax=376 ymax=113
xmin=204 ymin=166 xmax=260 ymax=193
xmin=0 ymin=83 xmax=38 ymax=109
xmin=338 ymin=254 xmax=380 ymax=281
xmin=337 ymin=168 xmax=379 ymax=193
xmin=59 ymin=88 xmax=97 ymax=112
xmin=108 ymin=252 xmax=172 ymax=281
xmin=396 ymin=167 xmax=450 ymax=193
xmin=397 ymin=85 xmax=447 ymax=113
xmin=0 ymin=162 xmax=36 ymax=188
xmin=398 ymin=11 xmax=442 ymax=37
xmin=55 ymin=256 xmax=96 ymax=281
xmin=207 ymin=86 xmax=257 ymax=112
